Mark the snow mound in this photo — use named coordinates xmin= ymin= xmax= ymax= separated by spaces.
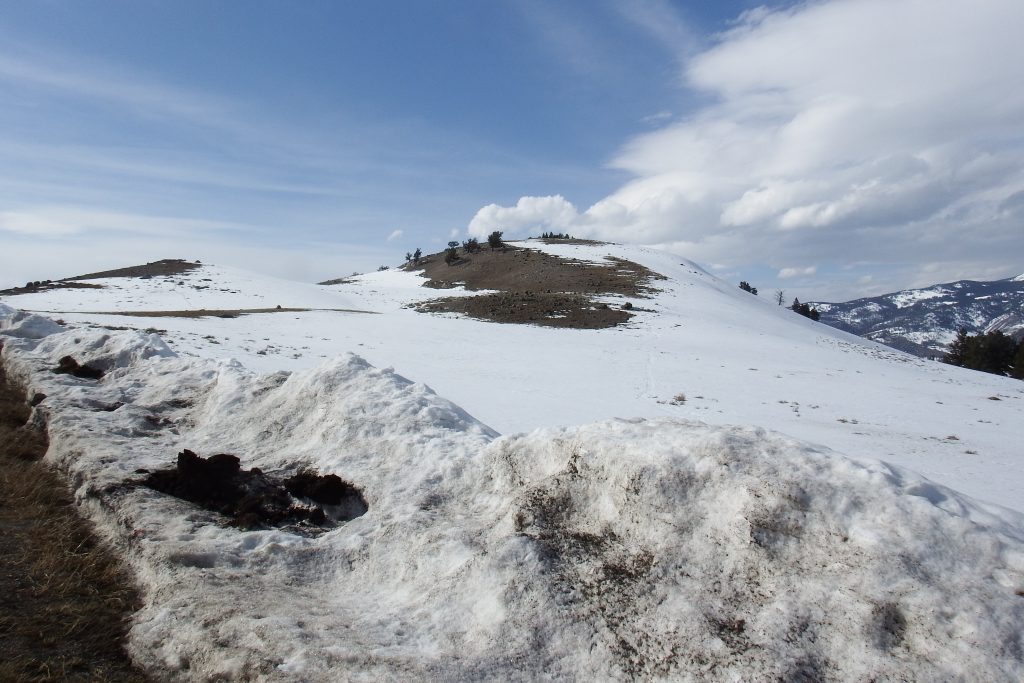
xmin=32 ymin=329 xmax=175 ymax=376
xmin=0 ymin=307 xmax=1022 ymax=681
xmin=0 ymin=304 xmax=66 ymax=339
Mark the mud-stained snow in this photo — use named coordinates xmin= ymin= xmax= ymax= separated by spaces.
xmin=2 ymin=312 xmax=1023 ymax=681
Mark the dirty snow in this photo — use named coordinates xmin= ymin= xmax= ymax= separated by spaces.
xmin=2 ymin=242 xmax=1024 ymax=680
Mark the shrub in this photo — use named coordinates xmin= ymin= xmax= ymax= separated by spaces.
xmin=790 ymin=298 xmax=820 ymax=321
xmin=488 ymin=230 xmax=504 ymax=249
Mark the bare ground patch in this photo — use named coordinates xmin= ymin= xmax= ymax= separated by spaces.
xmin=416 ymin=292 xmax=632 ymax=329
xmin=64 ymin=259 xmax=201 ymax=281
xmin=0 ymin=349 xmax=148 ymax=681
xmin=139 ymin=449 xmax=367 ymax=533
xmin=2 ymin=259 xmax=200 ymax=296
xmin=1 ymin=282 xmax=105 ymax=297
xmin=26 ymin=307 xmax=377 ymax=319
xmin=407 ymin=244 xmax=665 ymax=329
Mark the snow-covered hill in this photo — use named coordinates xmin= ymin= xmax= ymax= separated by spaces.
xmin=1 ymin=241 xmax=1023 ymax=680
xmin=811 ymin=274 xmax=1024 ymax=358
xmin=6 ymin=241 xmax=1022 ymax=508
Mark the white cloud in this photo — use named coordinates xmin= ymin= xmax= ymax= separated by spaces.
xmin=0 ymin=206 xmax=247 ymax=238
xmin=472 ymin=0 xmax=1024 ymax=297
xmin=611 ymin=0 xmax=701 ymax=60
xmin=778 ymin=266 xmax=817 ymax=279
xmin=468 ymin=195 xmax=580 ymax=238
xmin=641 ymin=110 xmax=672 ymax=125
xmin=387 ymin=229 xmax=404 ymax=242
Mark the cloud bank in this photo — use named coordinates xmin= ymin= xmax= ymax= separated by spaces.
xmin=469 ymin=0 xmax=1024 ymax=295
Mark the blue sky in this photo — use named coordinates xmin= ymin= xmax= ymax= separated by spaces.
xmin=2 ymin=0 xmax=1022 ymax=300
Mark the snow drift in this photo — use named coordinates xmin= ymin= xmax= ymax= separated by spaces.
xmin=1 ymin=308 xmax=1023 ymax=681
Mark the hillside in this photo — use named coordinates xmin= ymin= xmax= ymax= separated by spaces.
xmin=6 ymin=240 xmax=1021 ymax=507
xmin=1 ymin=241 xmax=1022 ymax=680
xmin=811 ymin=274 xmax=1024 ymax=358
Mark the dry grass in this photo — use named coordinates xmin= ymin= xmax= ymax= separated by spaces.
xmin=406 ymin=246 xmax=666 ymax=329
xmin=26 ymin=307 xmax=376 ymax=319
xmin=0 ymin=351 xmax=148 ymax=681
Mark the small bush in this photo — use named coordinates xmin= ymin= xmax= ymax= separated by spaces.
xmin=790 ymin=298 xmax=820 ymax=320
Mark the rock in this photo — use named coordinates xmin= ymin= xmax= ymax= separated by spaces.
xmin=53 ymin=356 xmax=104 ymax=380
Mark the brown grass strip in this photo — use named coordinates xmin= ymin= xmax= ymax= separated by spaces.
xmin=25 ymin=307 xmax=377 ymax=319
xmin=0 ymin=348 xmax=149 ymax=682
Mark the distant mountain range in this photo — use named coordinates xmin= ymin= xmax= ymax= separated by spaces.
xmin=812 ymin=273 xmax=1024 ymax=358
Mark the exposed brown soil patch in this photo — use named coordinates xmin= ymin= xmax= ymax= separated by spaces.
xmin=408 ymin=243 xmax=665 ymax=329
xmin=54 ymin=355 xmax=105 ymax=380
xmin=535 ymin=237 xmax=607 ymax=246
xmin=65 ymin=259 xmax=201 ymax=281
xmin=29 ymin=307 xmax=377 ymax=319
xmin=417 ymin=292 xmax=632 ymax=329
xmin=0 ymin=349 xmax=148 ymax=681
xmin=2 ymin=259 xmax=199 ymax=296
xmin=414 ymin=246 xmax=662 ymax=296
xmin=141 ymin=450 xmax=367 ymax=533
xmin=1 ymin=282 xmax=105 ymax=297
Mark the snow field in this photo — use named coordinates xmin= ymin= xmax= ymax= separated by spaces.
xmin=2 ymin=306 xmax=1023 ymax=681
xmin=7 ymin=243 xmax=1024 ymax=512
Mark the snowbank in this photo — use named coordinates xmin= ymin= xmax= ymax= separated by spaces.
xmin=1 ymin=307 xmax=1022 ymax=681
xmin=0 ymin=303 xmax=66 ymax=339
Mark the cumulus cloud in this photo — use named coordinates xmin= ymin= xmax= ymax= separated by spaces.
xmin=468 ymin=195 xmax=580 ymax=238
xmin=387 ymin=229 xmax=403 ymax=242
xmin=470 ymin=0 xmax=1024 ymax=297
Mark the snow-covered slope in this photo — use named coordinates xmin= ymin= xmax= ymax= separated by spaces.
xmin=6 ymin=241 xmax=1020 ymax=510
xmin=811 ymin=275 xmax=1024 ymax=357
xmin=3 ymin=243 xmax=1024 ymax=678
xmin=6 ymin=262 xmax=366 ymax=313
